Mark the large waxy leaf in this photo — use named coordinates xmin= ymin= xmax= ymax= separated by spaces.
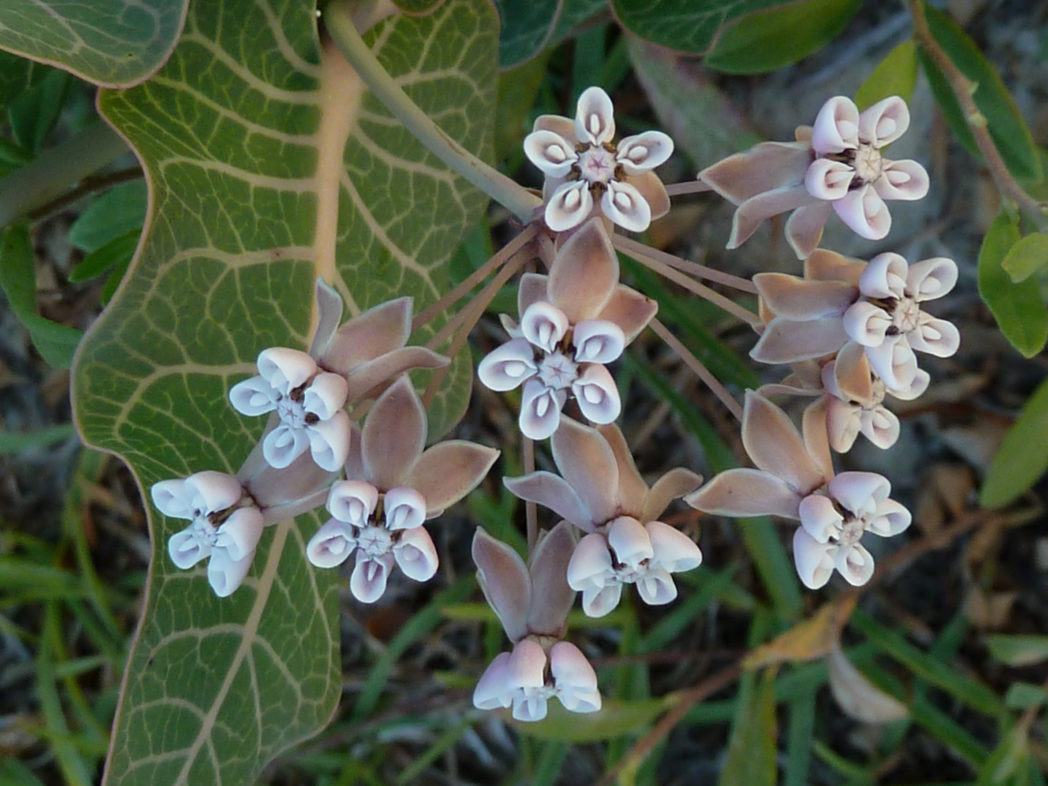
xmin=612 ymin=0 xmax=784 ymax=55
xmin=72 ymin=0 xmax=495 ymax=782
xmin=495 ymin=0 xmax=607 ymax=67
xmin=0 ymin=1 xmax=189 ymax=87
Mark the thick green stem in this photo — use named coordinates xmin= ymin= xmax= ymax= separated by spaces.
xmin=0 ymin=122 xmax=129 ymax=230
xmin=322 ymin=0 xmax=541 ymax=222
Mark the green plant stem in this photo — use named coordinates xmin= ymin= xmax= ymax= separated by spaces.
xmin=907 ymin=0 xmax=1048 ymax=231
xmin=0 ymin=123 xmax=129 ymax=230
xmin=322 ymin=0 xmax=541 ymax=222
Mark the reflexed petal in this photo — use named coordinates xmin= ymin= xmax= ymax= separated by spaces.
xmin=473 ymin=652 xmax=514 ymax=710
xmin=306 ymin=518 xmax=357 ymax=568
xmin=592 ymin=423 xmax=645 ymax=512
xmin=572 ymin=364 xmax=622 ymax=425
xmin=581 ymin=582 xmax=622 ymax=617
xmin=343 ymin=346 xmax=449 ymax=405
xmin=504 ymin=471 xmax=593 ymax=532
xmin=384 ymin=486 xmax=427 ymax=530
xmin=478 ymin=338 xmax=538 ymax=392
xmin=545 ymin=180 xmax=593 ymax=232
xmin=646 ymin=520 xmax=702 ymax=572
xmin=574 ymin=86 xmax=615 ymax=145
xmin=798 ymin=493 xmax=843 ymax=543
xmin=151 ymin=478 xmax=192 ymax=519
xmin=833 ymin=543 xmax=875 ymax=586
xmin=168 ymin=527 xmax=210 ymax=569
xmin=262 ymin=423 xmax=310 ymax=469
xmin=317 ymin=296 xmax=412 ymax=373
xmin=908 ymin=314 xmax=960 ymax=357
xmin=860 ymin=406 xmax=900 ymax=449
xmin=548 ymin=218 xmax=619 ymax=321
xmin=327 ymin=480 xmax=378 ymax=526
xmin=567 ymin=533 xmax=613 ymax=591
xmin=350 ymin=553 xmax=394 ymax=603
xmin=811 ymin=96 xmax=860 ymax=154
xmin=698 ymin=141 xmax=813 ymax=203
xmin=184 ymin=471 xmax=242 ymax=515
xmin=527 ymin=522 xmax=577 ymax=636
xmin=793 ymin=527 xmax=835 ymax=589
xmin=907 ymin=257 xmax=958 ymax=301
xmin=533 ymin=113 xmax=575 ymax=141
xmin=831 ymin=341 xmax=876 ymax=403
xmin=393 ymin=527 xmax=438 ymax=581
xmin=550 ymin=642 xmax=601 ymax=713
xmin=524 ymin=129 xmax=578 ymax=177
xmin=520 ymin=380 xmax=565 ymax=441
xmin=754 ymin=272 xmax=857 ymax=320
xmin=517 ymin=272 xmax=550 ymax=318
xmin=804 ymin=158 xmax=854 ymax=200
xmin=833 ymin=185 xmax=891 ymax=240
xmin=805 ymin=248 xmax=866 ymax=285
xmin=636 ymin=568 xmax=677 ymax=605
xmin=785 ymin=200 xmax=832 ymax=260
xmin=827 ymin=397 xmax=862 ymax=453
xmin=409 ymin=441 xmax=499 ymax=515
xmin=307 ymin=410 xmax=351 ymax=472
xmin=596 ymin=285 xmax=658 ymax=343
xmin=472 ymin=527 xmax=531 ymax=641
xmin=550 ymin=416 xmax=620 ymax=523
xmin=229 ymin=376 xmax=277 ymax=416
xmin=874 ymin=159 xmax=929 ymax=201
xmin=303 ymin=372 xmax=349 ymax=419
xmin=573 ymin=320 xmax=625 ymax=364
xmin=729 ymin=185 xmax=814 ymax=249
xmin=207 ymin=550 xmax=253 ymax=597
xmin=858 ymin=96 xmax=909 ymax=146
xmin=601 ymin=180 xmax=652 ymax=232
xmin=865 ymin=337 xmax=918 ymax=391
xmin=741 ymin=391 xmax=826 ymax=495
xmin=257 ymin=347 xmax=316 ymax=393
xmin=362 ymin=376 xmax=427 ymax=489
xmin=685 ymin=468 xmax=802 ymax=519
xmin=859 ymin=252 xmax=909 ymax=299
xmin=829 ymin=471 xmax=890 ymax=517
xmin=750 ymin=316 xmax=850 ymax=364
xmin=643 ymin=467 xmax=704 ymax=524
xmin=617 ymin=130 xmax=674 ymax=174
xmin=521 ymin=301 xmax=570 ymax=354
xmin=631 ymin=170 xmax=670 ymax=220
xmin=867 ymin=498 xmax=912 ymax=537
xmin=308 ymin=279 xmax=344 ymax=358
xmin=843 ymin=301 xmax=892 ymax=347
xmin=215 ymin=507 xmax=264 ymax=562
xmin=607 ymin=516 xmax=654 ymax=568
xmin=801 ymin=394 xmax=834 ymax=480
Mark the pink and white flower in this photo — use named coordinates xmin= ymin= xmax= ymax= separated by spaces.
xmin=524 ymin=86 xmax=673 ymax=233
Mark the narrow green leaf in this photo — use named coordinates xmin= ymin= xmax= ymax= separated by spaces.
xmin=70 ymin=229 xmax=140 ymax=283
xmin=515 ymin=696 xmax=675 ymax=742
xmin=704 ymin=0 xmax=860 ymax=74
xmin=7 ymin=68 xmax=71 ymax=154
xmin=0 ymin=1 xmax=189 ymax=87
xmin=1004 ymin=682 xmax=1048 ymax=710
xmin=1001 ymin=232 xmax=1048 ymax=283
xmin=0 ymin=423 xmax=76 ymax=454
xmin=69 ymin=181 xmax=146 ymax=253
xmin=985 ymin=634 xmax=1048 ymax=666
xmin=981 ymin=375 xmax=1048 ymax=508
xmin=719 ymin=667 xmax=777 ymax=786
xmin=977 ymin=210 xmax=1048 ymax=358
xmin=612 ymin=0 xmax=782 ymax=55
xmin=976 ymin=726 xmax=1031 ymax=786
xmin=919 ymin=3 xmax=1041 ymax=181
xmin=855 ymin=40 xmax=919 ymax=110
xmin=784 ymin=677 xmax=816 ymax=786
xmin=0 ymin=50 xmax=46 ymax=116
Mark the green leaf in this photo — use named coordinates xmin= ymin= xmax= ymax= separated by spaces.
xmin=919 ymin=3 xmax=1041 ymax=182
xmin=69 ymin=181 xmax=147 ymax=253
xmin=976 ymin=726 xmax=1032 ymax=786
xmin=855 ymin=40 xmax=919 ymax=111
xmin=495 ymin=0 xmax=606 ymax=67
xmin=72 ymin=1 xmax=496 ymax=782
xmin=719 ymin=667 xmax=777 ymax=786
xmin=0 ymin=50 xmax=47 ymax=117
xmin=704 ymin=0 xmax=860 ymax=74
xmin=612 ymin=0 xmax=784 ymax=55
xmin=0 ymin=0 xmax=188 ymax=87
xmin=515 ymin=696 xmax=675 ymax=742
xmin=0 ymin=423 xmax=76 ymax=454
xmin=1004 ymin=682 xmax=1048 ymax=710
xmin=985 ymin=634 xmax=1048 ymax=666
xmin=977 ymin=210 xmax=1048 ymax=358
xmin=7 ymin=67 xmax=71 ymax=154
xmin=69 ymin=229 xmax=141 ymax=283
xmin=1001 ymin=232 xmax=1048 ymax=283
xmin=0 ymin=223 xmax=82 ymax=367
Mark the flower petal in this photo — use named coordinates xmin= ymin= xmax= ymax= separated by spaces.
xmin=865 ymin=337 xmax=919 ymax=391
xmin=306 ymin=518 xmax=357 ymax=568
xmin=581 ymin=582 xmax=623 ymax=617
xmin=229 ymin=376 xmax=277 ymax=416
xmin=207 ymin=550 xmax=253 ymax=597
xmin=151 ymin=478 xmax=193 ymax=519
xmin=833 ymin=543 xmax=875 ymax=586
xmin=793 ymin=527 xmax=835 ymax=589
xmin=303 ymin=372 xmax=349 ymax=420
xmin=184 ymin=471 xmax=242 ymax=515
xmin=636 ymin=568 xmax=678 ymax=605
xmin=826 ymin=397 xmax=862 ymax=453
xmin=550 ymin=641 xmax=601 ymax=713
xmin=478 ymin=338 xmax=537 ymax=392
xmin=596 ymin=285 xmax=658 ymax=343
xmin=867 ymin=498 xmax=912 ymax=537
xmin=741 ymin=391 xmax=826 ymax=495
xmin=518 ymin=272 xmax=550 ymax=318
xmin=572 ymin=364 xmax=622 ymax=425
xmin=828 ymin=471 xmax=890 ymax=517
xmin=874 ymin=159 xmax=929 ymax=201
xmin=843 ymin=301 xmax=892 ymax=347
xmin=888 ymin=368 xmax=929 ymax=401
xmin=362 ymin=376 xmax=426 ymax=489
xmin=607 ymin=516 xmax=654 ymax=568
xmin=646 ymin=520 xmax=702 ymax=573
xmin=409 ymin=441 xmax=499 ymax=515
xmin=316 ymin=296 xmax=412 ymax=374
xmin=551 ymin=415 xmax=620 ymax=524
xmin=698 ymin=141 xmax=813 ymax=203
xmin=798 ymin=493 xmax=843 ymax=543
xmin=343 ymin=346 xmax=449 ymax=404
xmin=327 ymin=480 xmax=378 ymax=527
xmin=643 ymin=467 xmax=704 ymax=524
xmin=527 ymin=521 xmax=577 ymax=636
xmin=908 ymin=314 xmax=960 ymax=358
xmin=573 ymin=320 xmax=626 ymax=365
xmin=805 ymin=158 xmax=855 ymax=201
xmin=858 ymin=95 xmax=909 ymax=147
xmin=215 ymin=507 xmax=264 ymax=563
xmin=472 ymin=527 xmax=531 ymax=641
xmin=257 ymin=347 xmax=316 ymax=393
xmin=307 ymin=410 xmax=351 ymax=472
xmin=547 ymin=218 xmax=619 ymax=321
xmin=521 ymin=301 xmax=569 ymax=354
xmin=617 ymin=130 xmax=673 ymax=175
xmin=832 ymin=185 xmax=891 ymax=240
xmin=504 ymin=470 xmax=593 ymax=532
xmin=907 ymin=257 xmax=958 ymax=301
xmin=262 ymin=423 xmax=310 ymax=469
xmin=601 ymin=180 xmax=652 ymax=232
xmin=860 ymin=406 xmax=900 ymax=449
xmin=519 ymin=379 xmax=565 ymax=440
xmin=350 ymin=552 xmax=394 ymax=604
xmin=168 ymin=526 xmax=211 ymax=569
xmin=784 ymin=200 xmax=832 ymax=260
xmin=631 ymin=170 xmax=670 ymax=221
xmin=393 ymin=527 xmax=438 ymax=581
xmin=750 ymin=317 xmax=850 ymax=364
xmin=574 ymin=86 xmax=615 ymax=145
xmin=384 ymin=486 xmax=427 ymax=530
xmin=859 ymin=252 xmax=909 ymax=299
xmin=811 ymin=96 xmax=860 ymax=154
xmin=567 ymin=533 xmax=614 ymax=592
xmin=473 ymin=651 xmax=514 ymax=710
xmin=729 ymin=185 xmax=814 ymax=249
xmin=545 ymin=180 xmax=593 ymax=232
xmin=595 ymin=423 xmax=647 ymax=514
xmin=754 ymin=272 xmax=857 ymax=320
xmin=685 ymin=468 xmax=802 ymax=519
xmin=524 ymin=128 xmax=578 ymax=177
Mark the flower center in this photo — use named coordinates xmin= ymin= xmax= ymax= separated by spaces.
xmin=893 ymin=296 xmax=921 ymax=334
xmin=577 ymin=146 xmax=616 ymax=184
xmin=837 ymin=516 xmax=866 ymax=548
xmin=537 ymin=351 xmax=579 ymax=390
xmin=276 ymin=394 xmax=307 ymax=428
xmin=356 ymin=525 xmax=392 ymax=558
xmin=854 ymin=143 xmax=882 ymax=183
xmin=191 ymin=516 xmax=219 ymax=547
